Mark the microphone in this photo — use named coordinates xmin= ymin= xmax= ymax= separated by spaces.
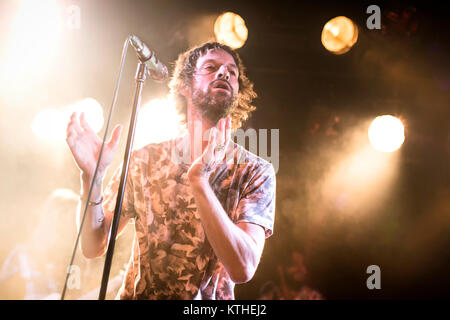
xmin=129 ymin=35 xmax=169 ymax=82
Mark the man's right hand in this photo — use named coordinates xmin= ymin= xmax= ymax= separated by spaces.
xmin=66 ymin=112 xmax=122 ymax=181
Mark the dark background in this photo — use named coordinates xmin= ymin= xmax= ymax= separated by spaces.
xmin=0 ymin=0 xmax=448 ymax=299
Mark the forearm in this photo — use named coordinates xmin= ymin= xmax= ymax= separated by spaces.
xmin=78 ymin=172 xmax=109 ymax=258
xmin=190 ymin=179 xmax=259 ymax=283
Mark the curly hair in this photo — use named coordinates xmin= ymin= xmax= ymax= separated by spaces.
xmin=169 ymin=42 xmax=257 ymax=129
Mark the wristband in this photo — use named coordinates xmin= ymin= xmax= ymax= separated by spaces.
xmin=80 ymin=196 xmax=103 ymax=206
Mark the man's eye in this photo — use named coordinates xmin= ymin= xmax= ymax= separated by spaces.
xmin=205 ymin=65 xmax=215 ymax=70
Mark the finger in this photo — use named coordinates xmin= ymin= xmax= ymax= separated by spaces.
xmin=66 ymin=123 xmax=77 ymax=146
xmin=66 ymin=126 xmax=77 ymax=139
xmin=66 ymin=119 xmax=72 ymax=136
xmin=79 ymin=112 xmax=93 ymax=133
xmin=66 ymin=114 xmax=80 ymax=147
xmin=216 ymin=118 xmax=225 ymax=147
xmin=208 ymin=126 xmax=217 ymax=153
xmin=68 ymin=112 xmax=82 ymax=135
xmin=66 ymin=134 xmax=74 ymax=147
xmin=215 ymin=117 xmax=230 ymax=160
xmin=107 ymin=124 xmax=123 ymax=150
xmin=220 ymin=118 xmax=226 ymax=143
xmin=225 ymin=116 xmax=232 ymax=146
xmin=221 ymin=117 xmax=233 ymax=161
xmin=204 ymin=127 xmax=216 ymax=164
xmin=68 ymin=111 xmax=77 ymax=125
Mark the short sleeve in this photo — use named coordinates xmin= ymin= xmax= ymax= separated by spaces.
xmin=235 ymin=163 xmax=276 ymax=238
xmin=102 ymin=163 xmax=136 ymax=220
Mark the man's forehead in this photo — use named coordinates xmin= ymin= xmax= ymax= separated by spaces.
xmin=196 ymin=49 xmax=237 ymax=66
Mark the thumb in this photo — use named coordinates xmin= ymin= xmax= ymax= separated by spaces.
xmin=107 ymin=124 xmax=123 ymax=150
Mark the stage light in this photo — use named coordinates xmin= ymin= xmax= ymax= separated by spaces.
xmin=0 ymin=0 xmax=64 ymax=103
xmin=322 ymin=143 xmax=398 ymax=218
xmin=321 ymin=16 xmax=358 ymax=55
xmin=368 ymin=115 xmax=405 ymax=152
xmin=48 ymin=188 xmax=79 ymax=201
xmin=32 ymin=98 xmax=104 ymax=142
xmin=317 ymin=121 xmax=401 ymax=219
xmin=1 ymin=0 xmax=63 ymax=74
xmin=32 ymin=109 xmax=66 ymax=141
xmin=214 ymin=12 xmax=248 ymax=49
xmin=133 ymin=98 xmax=184 ymax=149
xmin=65 ymin=98 xmax=104 ymax=134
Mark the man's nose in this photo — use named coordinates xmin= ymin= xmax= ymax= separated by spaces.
xmin=216 ymin=66 xmax=230 ymax=81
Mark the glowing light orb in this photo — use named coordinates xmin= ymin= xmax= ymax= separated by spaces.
xmin=0 ymin=0 xmax=64 ymax=105
xmin=66 ymin=98 xmax=104 ymax=134
xmin=134 ymin=98 xmax=184 ymax=149
xmin=214 ymin=12 xmax=248 ymax=49
xmin=32 ymin=109 xmax=66 ymax=141
xmin=1 ymin=0 xmax=63 ymax=75
xmin=368 ymin=115 xmax=405 ymax=152
xmin=32 ymin=98 xmax=104 ymax=142
xmin=321 ymin=16 xmax=358 ymax=55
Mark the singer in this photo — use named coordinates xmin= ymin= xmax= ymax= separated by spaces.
xmin=66 ymin=42 xmax=276 ymax=299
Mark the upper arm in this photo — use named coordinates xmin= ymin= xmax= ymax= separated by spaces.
xmin=235 ymin=163 xmax=276 ymax=238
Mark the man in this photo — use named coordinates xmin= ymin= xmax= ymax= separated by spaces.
xmin=66 ymin=42 xmax=276 ymax=299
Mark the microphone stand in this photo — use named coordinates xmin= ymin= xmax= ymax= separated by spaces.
xmin=98 ymin=61 xmax=147 ymax=300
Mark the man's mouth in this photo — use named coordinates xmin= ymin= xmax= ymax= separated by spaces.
xmin=211 ymin=80 xmax=231 ymax=92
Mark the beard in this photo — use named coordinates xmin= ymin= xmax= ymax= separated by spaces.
xmin=191 ymin=81 xmax=238 ymax=124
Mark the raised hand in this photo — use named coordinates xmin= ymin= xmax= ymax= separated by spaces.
xmin=187 ymin=116 xmax=232 ymax=182
xmin=66 ymin=112 xmax=122 ymax=180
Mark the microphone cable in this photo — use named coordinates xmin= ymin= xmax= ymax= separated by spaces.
xmin=61 ymin=36 xmax=132 ymax=300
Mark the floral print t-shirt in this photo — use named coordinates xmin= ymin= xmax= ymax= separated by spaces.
xmin=102 ymin=135 xmax=276 ymax=300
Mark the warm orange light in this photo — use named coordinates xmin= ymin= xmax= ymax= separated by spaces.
xmin=0 ymin=0 xmax=64 ymax=100
xmin=133 ymin=98 xmax=184 ymax=149
xmin=368 ymin=115 xmax=405 ymax=152
xmin=214 ymin=12 xmax=248 ymax=49
xmin=66 ymin=98 xmax=104 ymax=134
xmin=32 ymin=98 xmax=104 ymax=142
xmin=321 ymin=16 xmax=358 ymax=55
xmin=32 ymin=109 xmax=66 ymax=141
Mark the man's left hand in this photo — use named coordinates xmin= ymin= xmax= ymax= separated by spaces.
xmin=187 ymin=116 xmax=232 ymax=183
